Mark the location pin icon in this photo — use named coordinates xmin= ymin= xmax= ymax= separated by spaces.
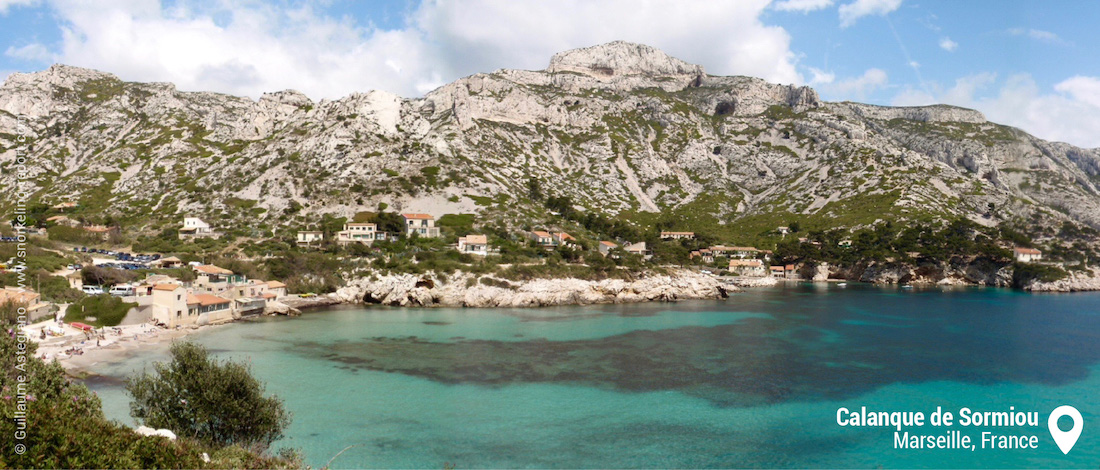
xmin=1048 ymin=405 xmax=1083 ymax=455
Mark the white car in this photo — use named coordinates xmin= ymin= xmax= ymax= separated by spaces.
xmin=109 ymin=285 xmax=135 ymax=296
xmin=82 ymin=285 xmax=104 ymax=295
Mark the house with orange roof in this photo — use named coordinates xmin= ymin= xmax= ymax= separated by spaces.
xmin=192 ymin=264 xmax=245 ymax=292
xmin=402 ymin=213 xmax=440 ymax=238
xmin=0 ymin=287 xmax=54 ymax=321
xmin=728 ymin=259 xmax=766 ymax=277
xmin=1013 ymin=247 xmax=1043 ymax=263
xmin=598 ymin=240 xmax=618 ymax=257
xmin=552 ymin=232 xmax=576 ymax=247
xmin=528 ymin=230 xmax=554 ymax=247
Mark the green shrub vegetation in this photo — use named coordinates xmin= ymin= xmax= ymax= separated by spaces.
xmin=65 ymin=295 xmax=137 ymax=327
xmin=127 ymin=342 xmax=292 ymax=450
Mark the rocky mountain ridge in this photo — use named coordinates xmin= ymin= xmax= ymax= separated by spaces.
xmin=1 ymin=41 xmax=1099 ymax=244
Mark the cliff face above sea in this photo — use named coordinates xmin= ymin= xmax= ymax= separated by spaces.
xmin=330 ymin=269 xmax=731 ymax=308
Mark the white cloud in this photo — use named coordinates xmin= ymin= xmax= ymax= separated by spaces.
xmin=828 ymin=68 xmax=888 ymax=98
xmin=938 ymin=37 xmax=957 ymax=52
xmin=1008 ymin=27 xmax=1065 ymax=44
xmin=807 ymin=66 xmax=835 ymax=85
xmin=838 ymin=0 xmax=902 ymax=27
xmin=892 ymin=73 xmax=1100 ymax=148
xmin=19 ymin=0 xmax=804 ymax=99
xmin=0 ymin=0 xmax=38 ymax=14
xmin=4 ymin=42 xmax=51 ymax=62
xmin=773 ymin=0 xmax=834 ymax=13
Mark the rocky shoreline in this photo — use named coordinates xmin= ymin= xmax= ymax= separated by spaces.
xmin=328 ymin=269 xmax=733 ymax=308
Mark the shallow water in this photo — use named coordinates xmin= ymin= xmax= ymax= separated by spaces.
xmin=87 ymin=284 xmax=1100 ymax=468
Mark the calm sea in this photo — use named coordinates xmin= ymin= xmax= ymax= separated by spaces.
xmin=85 ymin=284 xmax=1100 ymax=468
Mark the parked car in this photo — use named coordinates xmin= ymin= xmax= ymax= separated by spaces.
xmin=82 ymin=285 xmax=104 ymax=295
xmin=109 ymin=285 xmax=135 ymax=296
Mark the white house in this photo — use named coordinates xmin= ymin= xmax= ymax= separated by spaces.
xmin=1013 ymin=247 xmax=1043 ymax=263
xmin=337 ymin=223 xmax=387 ymax=245
xmin=403 ymin=213 xmax=440 ymax=238
xmin=457 ymin=234 xmax=489 ymax=256
xmin=624 ymin=241 xmax=651 ymax=259
xmin=598 ymin=241 xmax=618 ymax=256
xmin=179 ymin=217 xmax=217 ymax=240
xmin=552 ymin=232 xmax=576 ymax=247
xmin=297 ymin=231 xmax=324 ymax=246
xmin=660 ymin=231 xmax=695 ymax=240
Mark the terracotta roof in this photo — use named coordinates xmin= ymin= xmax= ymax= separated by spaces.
xmin=402 ymin=213 xmax=433 ymax=220
xmin=266 ymin=280 xmax=287 ymax=288
xmin=1014 ymin=247 xmax=1042 ymax=255
xmin=346 ymin=222 xmax=376 ymax=227
xmin=554 ymin=232 xmax=575 ymax=240
xmin=599 ymin=241 xmax=617 ymax=247
xmin=186 ymin=294 xmax=201 ymax=305
xmin=159 ymin=256 xmax=182 ymax=262
xmin=0 ymin=288 xmax=39 ymax=304
xmin=461 ymin=235 xmax=488 ymax=244
xmin=530 ymin=231 xmax=552 ymax=238
xmin=262 ymin=292 xmax=277 ymax=299
xmin=153 ymin=284 xmax=181 ymax=291
xmin=192 ymin=294 xmax=231 ymax=306
xmin=193 ymin=264 xmax=234 ymax=275
xmin=770 ymin=266 xmax=785 ymax=271
xmin=729 ymin=259 xmax=763 ymax=267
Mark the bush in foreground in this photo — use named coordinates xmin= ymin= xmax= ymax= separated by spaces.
xmin=127 ymin=342 xmax=292 ymax=450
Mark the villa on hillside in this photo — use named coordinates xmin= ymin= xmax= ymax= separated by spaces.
xmin=690 ymin=248 xmax=715 ymax=264
xmin=728 ymin=259 xmax=766 ymax=277
xmin=336 ymin=223 xmax=388 ymax=245
xmin=403 ymin=213 xmax=440 ymax=238
xmin=528 ymin=230 xmax=554 ymax=248
xmin=624 ymin=241 xmax=651 ymax=259
xmin=192 ymin=264 xmax=245 ymax=292
xmin=710 ymin=246 xmax=767 ymax=260
xmin=552 ymin=232 xmax=576 ymax=247
xmin=457 ymin=234 xmax=489 ymax=256
xmin=1013 ymin=247 xmax=1043 ymax=263
xmin=660 ymin=231 xmax=695 ymax=240
xmin=598 ymin=240 xmax=618 ymax=257
xmin=179 ymin=217 xmax=219 ymax=240
xmin=297 ymin=231 xmax=324 ymax=246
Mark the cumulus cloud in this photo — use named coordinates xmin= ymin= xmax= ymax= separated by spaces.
xmin=807 ymin=66 xmax=835 ymax=85
xmin=773 ymin=0 xmax=834 ymax=13
xmin=892 ymin=73 xmax=1100 ymax=148
xmin=938 ymin=37 xmax=957 ymax=52
xmin=10 ymin=0 xmax=804 ymax=99
xmin=827 ymin=68 xmax=888 ymax=98
xmin=838 ymin=0 xmax=902 ymax=27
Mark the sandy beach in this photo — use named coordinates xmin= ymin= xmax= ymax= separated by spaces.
xmin=22 ymin=319 xmax=222 ymax=375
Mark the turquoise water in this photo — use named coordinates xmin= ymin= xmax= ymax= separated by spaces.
xmin=85 ymin=284 xmax=1100 ymax=468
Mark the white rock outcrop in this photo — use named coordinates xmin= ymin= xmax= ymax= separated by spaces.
xmin=333 ymin=270 xmax=732 ymax=308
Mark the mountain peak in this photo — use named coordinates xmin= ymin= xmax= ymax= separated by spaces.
xmin=546 ymin=41 xmax=704 ymax=78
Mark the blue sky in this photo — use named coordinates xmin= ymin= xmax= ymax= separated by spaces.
xmin=2 ymin=0 xmax=1100 ymax=148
